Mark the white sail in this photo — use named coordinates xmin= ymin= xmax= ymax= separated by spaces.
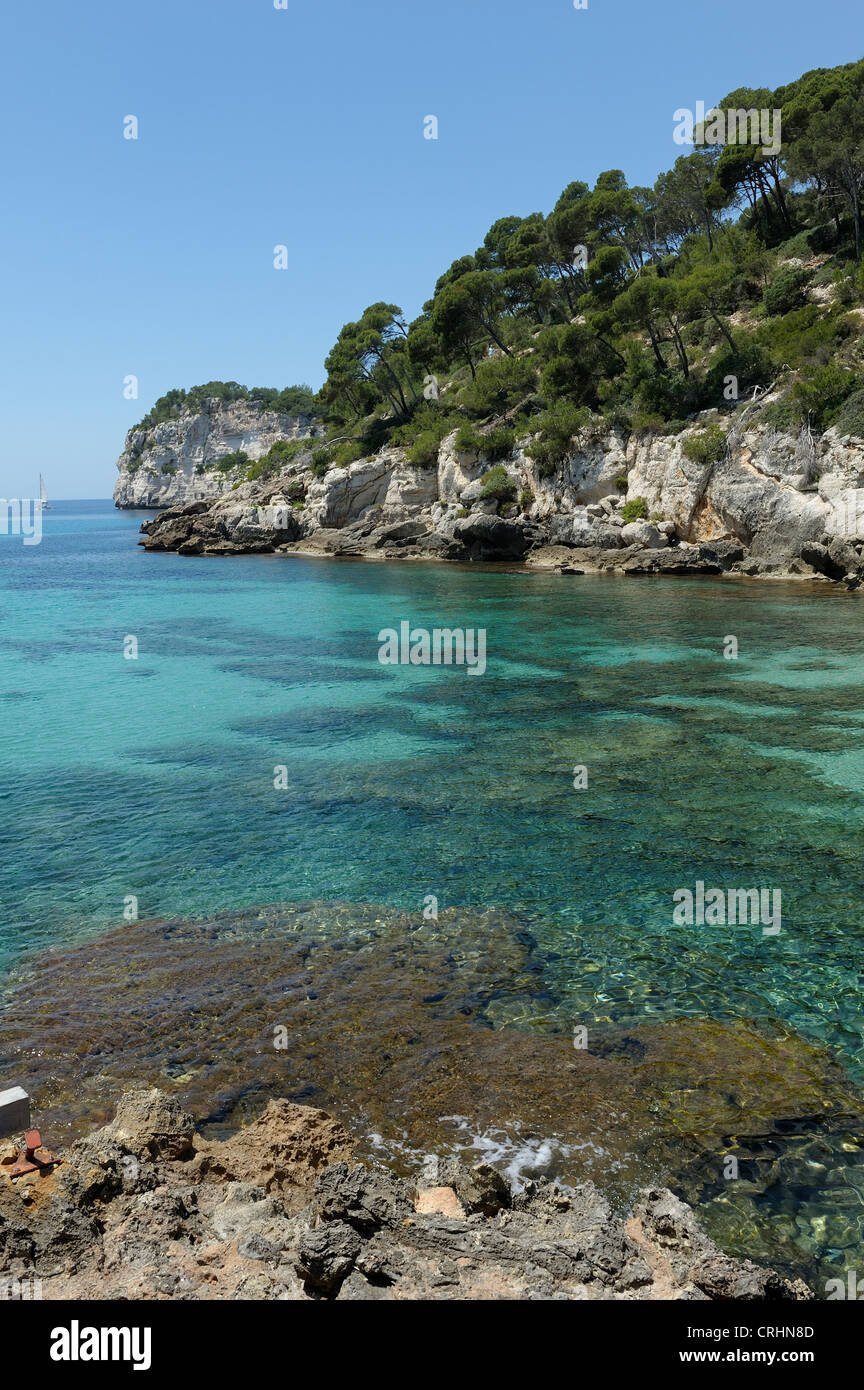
xmin=39 ymin=474 xmax=48 ymax=506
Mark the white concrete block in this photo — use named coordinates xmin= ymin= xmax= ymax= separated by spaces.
xmin=0 ymin=1086 xmax=31 ymax=1139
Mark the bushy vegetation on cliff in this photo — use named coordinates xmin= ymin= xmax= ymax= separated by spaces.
xmin=310 ymin=57 xmax=864 ymax=470
xmin=134 ymin=382 xmax=318 ymax=432
xmin=130 ymin=58 xmax=864 ymax=483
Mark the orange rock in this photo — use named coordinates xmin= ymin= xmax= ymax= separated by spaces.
xmin=415 ymin=1185 xmax=465 ymax=1219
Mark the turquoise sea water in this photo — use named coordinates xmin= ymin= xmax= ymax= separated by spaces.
xmin=2 ymin=502 xmax=864 ymax=1068
xmin=4 ymin=500 xmax=864 ymax=1277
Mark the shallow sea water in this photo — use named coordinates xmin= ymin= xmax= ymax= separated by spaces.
xmin=2 ymin=500 xmax=864 ymax=1286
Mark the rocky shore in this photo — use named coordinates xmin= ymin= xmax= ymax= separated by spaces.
xmin=3 ymin=904 xmax=862 ymax=1289
xmin=116 ymin=395 xmax=864 ymax=584
xmin=0 ymin=1088 xmax=812 ymax=1301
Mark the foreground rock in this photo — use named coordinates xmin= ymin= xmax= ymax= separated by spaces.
xmin=0 ymin=1089 xmax=810 ymax=1301
xmin=3 ymin=902 xmax=861 ymax=1287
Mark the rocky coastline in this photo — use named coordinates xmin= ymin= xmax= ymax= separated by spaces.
xmin=3 ymin=903 xmax=862 ymax=1293
xmin=117 ymin=397 xmax=864 ymax=586
xmin=0 ymin=1088 xmax=812 ymax=1301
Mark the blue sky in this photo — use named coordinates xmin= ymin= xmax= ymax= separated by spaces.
xmin=2 ymin=0 xmax=862 ymax=497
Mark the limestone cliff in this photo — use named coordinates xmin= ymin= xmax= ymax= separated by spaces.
xmin=135 ymin=388 xmax=864 ymax=583
xmin=113 ymin=397 xmax=322 ymax=509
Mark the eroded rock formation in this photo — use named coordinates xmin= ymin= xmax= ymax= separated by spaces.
xmin=0 ymin=1088 xmax=812 ymax=1301
xmin=113 ymin=398 xmax=322 ymax=509
xmin=126 ymin=401 xmax=864 ymax=582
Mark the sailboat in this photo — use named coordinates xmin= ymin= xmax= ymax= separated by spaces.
xmin=39 ymin=474 xmax=50 ymax=510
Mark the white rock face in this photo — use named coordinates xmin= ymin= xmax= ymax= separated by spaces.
xmin=383 ymin=461 xmax=440 ymax=513
xmin=437 ymin=432 xmax=483 ymax=504
xmin=303 ymin=455 xmax=394 ymax=529
xmin=564 ymin=434 xmax=629 ymax=503
xmin=626 ymin=434 xmax=706 ymax=535
xmin=113 ymin=398 xmax=322 ymax=508
xmin=128 ymin=400 xmax=864 ymax=569
xmin=460 ymin=480 xmax=485 ymax=503
xmin=621 ymin=521 xmax=667 ymax=548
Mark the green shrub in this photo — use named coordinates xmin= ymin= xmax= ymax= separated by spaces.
xmin=519 ymin=487 xmax=535 ymax=511
xmin=614 ymin=474 xmax=628 ymax=492
xmin=621 ymin=497 xmax=648 ymax=522
xmin=160 ymin=464 xmax=177 ymax=476
xmin=213 ymin=450 xmax=251 ymax=474
xmin=683 ymin=423 xmax=727 ymax=466
xmin=405 ymin=429 xmax=442 ymax=466
xmin=702 ymin=338 xmax=772 ymax=406
xmin=482 ymin=426 xmax=515 ymax=460
xmin=460 ymin=353 xmax=537 ymax=415
xmin=789 ymin=364 xmax=864 ymax=432
xmin=308 ymin=440 xmax=366 ymax=476
xmin=629 ymin=411 xmax=667 ymax=434
xmin=524 ymin=403 xmax=591 ymax=477
xmin=758 ymin=303 xmax=855 ymax=369
xmin=478 ymin=464 xmax=517 ymax=503
xmin=615 ymin=345 xmax=699 ymax=425
xmin=763 ymin=267 xmax=812 ymax=317
xmin=134 ymin=381 xmax=319 ymax=431
xmin=775 ymin=231 xmax=814 ymax=261
xmin=808 ymin=222 xmax=840 ymax=255
xmin=454 ymin=420 xmax=519 ymax=460
xmin=272 ymin=384 xmax=318 ymax=416
xmin=833 ymin=271 xmax=857 ymax=306
xmin=246 ymin=438 xmax=312 ymax=482
xmin=330 ymin=441 xmax=366 ymax=468
xmin=390 ymin=406 xmax=460 ymax=464
xmin=832 ymin=388 xmax=864 ymax=440
xmin=454 ymin=423 xmax=485 ymax=454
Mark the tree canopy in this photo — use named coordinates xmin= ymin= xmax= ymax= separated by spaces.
xmin=308 ymin=56 xmax=864 ymax=459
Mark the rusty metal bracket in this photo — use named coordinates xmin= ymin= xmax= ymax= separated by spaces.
xmin=10 ymin=1129 xmax=59 ymax=1179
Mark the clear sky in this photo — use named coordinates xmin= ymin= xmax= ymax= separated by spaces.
xmin=2 ymin=0 xmax=862 ymax=497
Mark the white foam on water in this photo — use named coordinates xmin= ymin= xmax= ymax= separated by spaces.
xmin=438 ymin=1114 xmax=609 ymax=1191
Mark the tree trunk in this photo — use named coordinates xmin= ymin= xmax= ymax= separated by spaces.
xmin=846 ymin=162 xmax=862 ymax=260
xmin=647 ymin=323 xmax=667 ymax=371
xmin=481 ymin=319 xmax=512 ymax=355
xmin=712 ymin=311 xmax=737 ymax=353
xmin=669 ymin=323 xmax=689 ymax=377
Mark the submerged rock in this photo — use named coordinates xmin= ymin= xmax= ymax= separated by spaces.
xmin=1 ymin=900 xmax=861 ymax=1292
